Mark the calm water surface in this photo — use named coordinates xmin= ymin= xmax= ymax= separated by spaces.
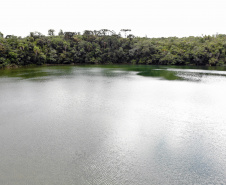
xmin=0 ymin=65 xmax=226 ymax=185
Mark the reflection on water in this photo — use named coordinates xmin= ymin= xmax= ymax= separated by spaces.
xmin=1 ymin=64 xmax=226 ymax=81
xmin=0 ymin=65 xmax=226 ymax=185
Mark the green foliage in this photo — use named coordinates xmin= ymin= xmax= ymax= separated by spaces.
xmin=1 ymin=30 xmax=226 ymax=68
xmin=0 ymin=57 xmax=8 ymax=67
xmin=0 ymin=32 xmax=3 ymax=38
xmin=58 ymin=29 xmax=64 ymax=36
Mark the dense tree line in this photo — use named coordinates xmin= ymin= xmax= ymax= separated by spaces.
xmin=0 ymin=29 xmax=226 ymax=68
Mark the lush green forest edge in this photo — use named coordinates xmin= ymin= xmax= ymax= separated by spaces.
xmin=1 ymin=29 xmax=226 ymax=68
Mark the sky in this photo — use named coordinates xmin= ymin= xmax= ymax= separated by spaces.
xmin=0 ymin=0 xmax=225 ymax=38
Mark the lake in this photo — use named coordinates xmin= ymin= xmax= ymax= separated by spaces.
xmin=0 ymin=65 xmax=226 ymax=184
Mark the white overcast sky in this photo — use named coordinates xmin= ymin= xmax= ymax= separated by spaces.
xmin=0 ymin=0 xmax=225 ymax=38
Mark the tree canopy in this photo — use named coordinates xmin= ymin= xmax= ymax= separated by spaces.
xmin=0 ymin=30 xmax=226 ymax=68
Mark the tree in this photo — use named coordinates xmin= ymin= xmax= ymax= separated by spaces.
xmin=120 ymin=29 xmax=131 ymax=38
xmin=64 ymin=32 xmax=75 ymax=40
xmin=5 ymin=35 xmax=12 ymax=39
xmin=33 ymin=46 xmax=41 ymax=61
xmin=30 ymin=31 xmax=43 ymax=39
xmin=58 ymin=29 xmax=64 ymax=36
xmin=48 ymin=29 xmax=55 ymax=36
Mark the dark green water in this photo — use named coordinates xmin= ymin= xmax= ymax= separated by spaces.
xmin=0 ymin=65 xmax=226 ymax=185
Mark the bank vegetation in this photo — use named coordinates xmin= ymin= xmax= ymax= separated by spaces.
xmin=0 ymin=29 xmax=226 ymax=68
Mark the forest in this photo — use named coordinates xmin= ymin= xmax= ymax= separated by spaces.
xmin=0 ymin=29 xmax=226 ymax=68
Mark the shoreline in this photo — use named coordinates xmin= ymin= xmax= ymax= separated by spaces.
xmin=1 ymin=63 xmax=224 ymax=71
